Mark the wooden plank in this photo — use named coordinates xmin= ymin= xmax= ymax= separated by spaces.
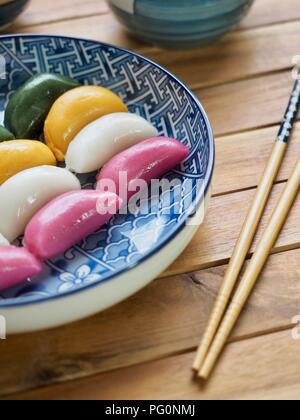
xmin=146 ymin=21 xmax=300 ymax=89
xmin=16 ymin=0 xmax=108 ymax=27
xmin=0 ymin=248 xmax=300 ymax=398
xmin=7 ymin=27 xmax=296 ymax=137
xmin=14 ymin=0 xmax=300 ymax=31
xmin=9 ymin=13 xmax=143 ymax=50
xmin=242 ymin=0 xmax=300 ymax=29
xmin=214 ymin=123 xmax=300 ymax=195
xmin=199 ymin=71 xmax=294 ymax=136
xmin=1 ymin=29 xmax=294 ymax=138
xmin=12 ymin=329 xmax=300 ymax=400
xmin=165 ymin=181 xmax=300 ymax=277
xmin=1 ymin=0 xmax=298 ymax=402
xmin=0 ymin=126 xmax=298 ymax=397
xmin=10 ymin=15 xmax=300 ymax=89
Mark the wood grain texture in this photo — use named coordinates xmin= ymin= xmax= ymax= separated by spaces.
xmin=242 ymin=0 xmax=300 ymax=29
xmin=199 ymin=71 xmax=295 ymax=136
xmin=146 ymin=21 xmax=300 ymax=89
xmin=214 ymin=123 xmax=300 ymax=195
xmin=0 ymin=125 xmax=298 ymax=397
xmin=9 ymin=16 xmax=299 ymax=90
xmin=1 ymin=248 xmax=300 ymax=398
xmin=8 ymin=328 xmax=300 ymax=400
xmin=13 ymin=0 xmax=300 ymax=31
xmin=165 ymin=181 xmax=300 ymax=277
xmin=9 ymin=13 xmax=143 ymax=49
xmin=1 ymin=0 xmax=300 ymax=401
xmin=17 ymin=0 xmax=108 ymax=27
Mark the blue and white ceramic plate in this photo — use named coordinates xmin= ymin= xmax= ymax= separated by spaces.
xmin=0 ymin=35 xmax=214 ymax=333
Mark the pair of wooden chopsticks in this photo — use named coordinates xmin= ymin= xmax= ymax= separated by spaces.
xmin=193 ymin=75 xmax=300 ymax=380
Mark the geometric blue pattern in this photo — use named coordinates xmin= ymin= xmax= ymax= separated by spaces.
xmin=0 ymin=35 xmax=214 ymax=306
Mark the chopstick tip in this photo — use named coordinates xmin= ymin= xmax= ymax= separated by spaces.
xmin=192 ymin=362 xmax=200 ymax=372
xmin=198 ymin=366 xmax=210 ymax=381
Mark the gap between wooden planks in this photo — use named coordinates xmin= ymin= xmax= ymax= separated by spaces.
xmin=9 ymin=16 xmax=300 ymax=90
xmin=18 ymin=0 xmax=109 ymax=27
xmin=198 ymin=70 xmax=298 ymax=137
xmin=1 ymin=0 xmax=299 ymax=400
xmin=10 ymin=328 xmax=300 ymax=400
xmin=0 ymin=117 xmax=298 ymax=397
xmin=17 ymin=0 xmax=300 ymax=34
xmin=0 ymin=182 xmax=299 ymax=398
xmin=146 ymin=21 xmax=300 ymax=90
xmin=1 ymin=27 xmax=297 ymax=136
xmin=0 ymin=32 xmax=295 ymax=138
xmin=214 ymin=123 xmax=300 ymax=196
xmin=2 ymin=247 xmax=300 ymax=400
xmin=0 ymin=47 xmax=298 ymax=401
xmin=164 ymin=180 xmax=300 ymax=277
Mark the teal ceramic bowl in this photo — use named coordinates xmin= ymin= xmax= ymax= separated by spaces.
xmin=0 ymin=0 xmax=29 ymax=30
xmin=107 ymin=0 xmax=255 ymax=49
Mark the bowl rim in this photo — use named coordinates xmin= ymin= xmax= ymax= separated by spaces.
xmin=0 ymin=33 xmax=215 ymax=308
xmin=0 ymin=0 xmax=28 ymax=7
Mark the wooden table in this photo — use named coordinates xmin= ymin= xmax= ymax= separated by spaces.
xmin=1 ymin=0 xmax=300 ymax=400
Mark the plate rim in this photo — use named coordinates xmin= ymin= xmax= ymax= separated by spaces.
xmin=0 ymin=33 xmax=215 ymax=308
